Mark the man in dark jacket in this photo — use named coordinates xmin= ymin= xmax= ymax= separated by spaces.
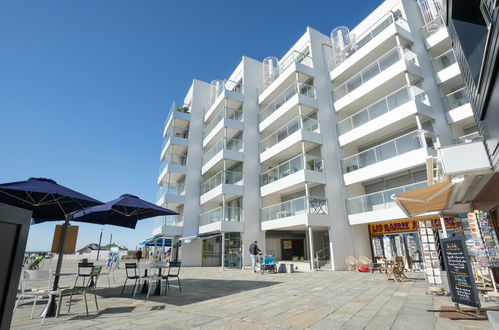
xmin=249 ymin=240 xmax=261 ymax=272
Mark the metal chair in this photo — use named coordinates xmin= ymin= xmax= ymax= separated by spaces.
xmin=121 ymin=263 xmax=140 ymax=296
xmin=13 ymin=269 xmax=52 ymax=319
xmin=161 ymin=262 xmax=182 ymax=294
xmin=73 ymin=262 xmax=94 ymax=287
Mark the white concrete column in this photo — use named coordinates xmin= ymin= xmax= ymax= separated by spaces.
xmin=415 ymin=114 xmax=428 ymax=149
xmin=308 ymin=227 xmax=315 ymax=271
xmin=221 ymin=232 xmax=225 ymax=271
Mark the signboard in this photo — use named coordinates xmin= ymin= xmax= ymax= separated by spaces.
xmin=51 ymin=225 xmax=78 ymax=254
xmin=369 ymin=217 xmax=457 ymax=235
xmin=441 ymin=237 xmax=481 ymax=308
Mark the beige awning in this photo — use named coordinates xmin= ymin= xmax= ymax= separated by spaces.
xmin=393 ymin=180 xmax=454 ymax=217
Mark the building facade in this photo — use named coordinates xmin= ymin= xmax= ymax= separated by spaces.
xmin=154 ymin=0 xmax=479 ymax=270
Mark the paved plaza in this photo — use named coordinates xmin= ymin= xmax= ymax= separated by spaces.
xmin=11 ymin=260 xmax=493 ymax=329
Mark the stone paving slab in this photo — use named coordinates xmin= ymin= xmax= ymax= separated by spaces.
xmin=9 ymin=260 xmax=494 ymax=329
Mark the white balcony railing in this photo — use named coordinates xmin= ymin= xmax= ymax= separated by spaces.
xmin=455 ymin=132 xmax=482 ymax=144
xmin=162 ymin=126 xmax=189 ymax=150
xmin=333 ymin=45 xmax=418 ymax=101
xmin=164 ymin=102 xmax=190 ymax=126
xmin=202 ymin=137 xmax=243 ymax=165
xmin=210 ymin=79 xmax=243 ymax=106
xmin=258 ymin=50 xmax=313 ymax=94
xmin=261 ymin=154 xmax=323 ymax=186
xmin=342 ymin=130 xmax=437 ymax=174
xmin=431 ymin=49 xmax=457 ymax=72
xmin=259 ymin=81 xmax=315 ymax=123
xmin=156 ymin=182 xmax=185 ymax=202
xmin=328 ymin=11 xmax=409 ymax=71
xmin=156 ymin=214 xmax=184 ymax=227
xmin=443 ymin=87 xmax=469 ymax=111
xmin=159 ymin=154 xmax=187 ymax=174
xmin=261 ymin=196 xmax=328 ymax=222
xmin=204 ymin=107 xmax=243 ymax=138
xmin=421 ymin=15 xmax=445 ymax=39
xmin=337 ymin=84 xmax=429 ymax=135
xmin=201 ymin=170 xmax=243 ymax=195
xmin=199 ymin=206 xmax=242 ymax=226
xmin=347 ymin=181 xmax=427 ymax=215
xmin=260 ymin=116 xmax=319 ymax=152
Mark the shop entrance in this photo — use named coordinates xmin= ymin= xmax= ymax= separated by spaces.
xmin=202 ymin=236 xmax=221 ymax=267
xmin=224 ymin=232 xmax=242 ymax=268
xmin=280 ymin=239 xmax=305 ymax=261
xmin=372 ymin=232 xmax=423 ymax=270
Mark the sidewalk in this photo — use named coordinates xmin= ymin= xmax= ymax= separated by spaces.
xmin=11 ymin=261 xmax=492 ymax=329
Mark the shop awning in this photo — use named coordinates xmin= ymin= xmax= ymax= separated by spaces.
xmin=179 ymin=232 xmax=220 ymax=243
xmin=138 ymin=234 xmax=172 ymax=247
xmin=393 ymin=180 xmax=455 ymax=217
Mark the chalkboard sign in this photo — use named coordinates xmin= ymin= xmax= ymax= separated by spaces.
xmin=441 ymin=237 xmax=480 ymax=308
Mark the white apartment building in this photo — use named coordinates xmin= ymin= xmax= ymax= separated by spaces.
xmin=154 ymin=0 xmax=477 ymax=271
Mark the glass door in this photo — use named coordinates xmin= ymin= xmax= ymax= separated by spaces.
xmin=224 ymin=232 xmax=242 ymax=268
xmin=202 ymin=236 xmax=222 ymax=267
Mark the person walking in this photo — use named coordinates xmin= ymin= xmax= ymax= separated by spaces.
xmin=136 ymin=248 xmax=143 ymax=263
xmin=249 ymin=240 xmax=261 ymax=273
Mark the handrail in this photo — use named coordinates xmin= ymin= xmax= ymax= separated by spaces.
xmin=200 ymin=170 xmax=243 ymax=195
xmin=337 ymin=84 xmax=428 ymax=135
xmin=421 ymin=15 xmax=445 ymax=39
xmin=261 ymin=196 xmax=328 ymax=222
xmin=202 ymin=137 xmax=243 ymax=165
xmin=259 ymin=81 xmax=316 ymax=123
xmin=199 ymin=206 xmax=242 ymax=226
xmin=261 ymin=154 xmax=323 ymax=186
xmin=204 ymin=107 xmax=243 ymax=138
xmin=342 ymin=130 xmax=437 ymax=173
xmin=258 ymin=50 xmax=313 ymax=94
xmin=333 ymin=45 xmax=418 ymax=101
xmin=260 ymin=116 xmax=319 ymax=152
xmin=315 ymin=246 xmax=330 ymax=269
xmin=328 ymin=10 xmax=408 ymax=71
xmin=347 ymin=181 xmax=427 ymax=214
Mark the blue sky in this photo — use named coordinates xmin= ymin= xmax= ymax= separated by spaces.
xmin=0 ymin=0 xmax=380 ymax=251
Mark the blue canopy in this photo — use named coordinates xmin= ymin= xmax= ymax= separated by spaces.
xmin=71 ymin=194 xmax=177 ymax=229
xmin=139 ymin=234 xmax=172 ymax=247
xmin=0 ymin=177 xmax=103 ymax=220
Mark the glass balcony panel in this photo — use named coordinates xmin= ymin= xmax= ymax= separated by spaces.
xmin=379 ymin=49 xmax=400 ymax=70
xmin=261 ymin=196 xmax=328 ymax=222
xmin=362 ymin=63 xmax=380 ymax=82
xmin=260 ymin=116 xmax=319 ymax=152
xmin=202 ymin=137 xmax=243 ymax=165
xmin=358 ymin=149 xmax=377 ymax=168
xmin=421 ymin=15 xmax=445 ymax=39
xmin=443 ymin=87 xmax=469 ymax=111
xmin=377 ymin=141 xmax=397 ymax=161
xmin=201 ymin=170 xmax=243 ymax=195
xmin=387 ymin=87 xmax=410 ymax=109
xmin=352 ymin=110 xmax=370 ymax=128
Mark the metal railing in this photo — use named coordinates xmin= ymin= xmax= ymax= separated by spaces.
xmin=199 ymin=207 xmax=242 ymax=226
xmin=202 ymin=137 xmax=243 ymax=165
xmin=204 ymin=107 xmax=243 ymax=138
xmin=421 ymin=15 xmax=445 ymax=39
xmin=259 ymin=50 xmax=313 ymax=93
xmin=261 ymin=154 xmax=323 ymax=186
xmin=261 ymin=196 xmax=328 ymax=222
xmin=432 ymin=49 xmax=457 ymax=72
xmin=210 ymin=79 xmax=244 ymax=106
xmin=156 ymin=182 xmax=186 ymax=201
xmin=337 ymin=84 xmax=429 ymax=135
xmin=201 ymin=170 xmax=243 ymax=195
xmin=157 ymin=214 xmax=184 ymax=227
xmin=260 ymin=116 xmax=319 ymax=152
xmin=455 ymin=131 xmax=482 ymax=144
xmin=333 ymin=45 xmax=418 ymax=101
xmin=443 ymin=87 xmax=469 ymax=111
xmin=328 ymin=11 xmax=409 ymax=71
xmin=315 ymin=246 xmax=330 ymax=269
xmin=259 ymin=81 xmax=316 ymax=123
xmin=162 ymin=126 xmax=189 ymax=150
xmin=347 ymin=181 xmax=428 ymax=215
xmin=342 ymin=130 xmax=437 ymax=174
xmin=159 ymin=154 xmax=187 ymax=174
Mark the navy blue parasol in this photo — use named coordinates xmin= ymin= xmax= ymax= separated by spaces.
xmin=72 ymin=194 xmax=178 ymax=228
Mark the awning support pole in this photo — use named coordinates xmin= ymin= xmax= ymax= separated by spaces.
xmin=439 ymin=216 xmax=448 ymax=238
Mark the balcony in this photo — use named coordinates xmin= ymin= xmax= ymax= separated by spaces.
xmin=332 ymin=46 xmax=421 ymax=114
xmin=258 ymin=50 xmax=314 ymax=105
xmin=200 ymin=170 xmax=243 ymax=204
xmin=160 ymin=126 xmax=189 ymax=161
xmin=329 ymin=11 xmax=411 ymax=78
xmin=259 ymin=81 xmax=317 ymax=133
xmin=156 ymin=182 xmax=185 ymax=207
xmin=346 ymin=181 xmax=427 ymax=225
xmin=444 ymin=87 xmax=473 ymax=124
xmin=163 ymin=102 xmax=191 ymax=138
xmin=421 ymin=16 xmax=450 ymax=54
xmin=342 ymin=130 xmax=437 ymax=185
xmin=260 ymin=116 xmax=321 ymax=163
xmin=203 ymin=107 xmax=243 ymax=148
xmin=260 ymin=196 xmax=329 ymax=231
xmin=157 ymin=154 xmax=187 ymax=185
xmin=260 ymin=154 xmax=325 ymax=197
xmin=202 ymin=137 xmax=243 ymax=175
xmin=152 ymin=215 xmax=183 ymax=236
xmin=432 ymin=50 xmax=461 ymax=92
xmin=199 ymin=207 xmax=243 ymax=234
xmin=205 ymin=80 xmax=244 ymax=121
xmin=337 ymin=85 xmax=433 ymax=146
